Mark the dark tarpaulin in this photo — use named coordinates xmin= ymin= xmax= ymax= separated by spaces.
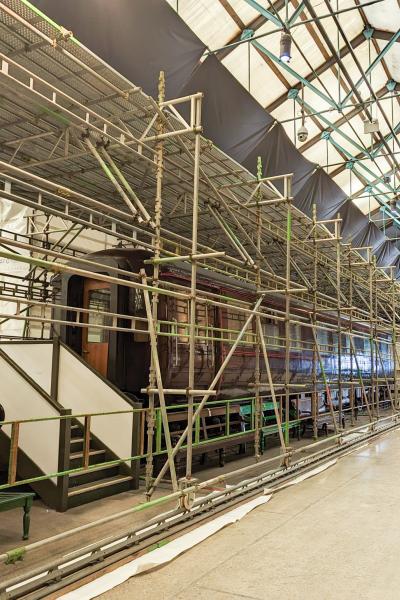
xmin=393 ymin=256 xmax=400 ymax=279
xmin=382 ymin=223 xmax=400 ymax=247
xmin=294 ymin=167 xmax=346 ymax=221
xmin=352 ymin=221 xmax=386 ymax=255
xmin=340 ymin=201 xmax=371 ymax=243
xmin=376 ymin=241 xmax=400 ymax=267
xmin=31 ymin=0 xmax=206 ymax=99
xmin=180 ymin=56 xmax=273 ymax=163
xmin=242 ymin=123 xmax=315 ymax=195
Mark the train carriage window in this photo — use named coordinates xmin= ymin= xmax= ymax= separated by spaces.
xmin=226 ymin=305 xmax=254 ymax=344
xmin=133 ymin=289 xmax=144 ymax=314
xmin=196 ymin=303 xmax=211 ymax=344
xmin=261 ymin=318 xmax=280 ymax=348
xmin=172 ymin=300 xmax=212 ymax=344
xmin=176 ymin=299 xmax=189 ymax=343
xmin=87 ymin=288 xmax=111 ymax=343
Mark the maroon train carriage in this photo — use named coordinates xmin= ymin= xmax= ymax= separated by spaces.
xmin=53 ymin=248 xmax=393 ymax=469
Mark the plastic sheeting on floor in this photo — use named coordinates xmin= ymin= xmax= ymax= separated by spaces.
xmin=58 ymin=495 xmax=272 ymax=600
xmin=264 ymin=459 xmax=337 ymax=495
xmin=59 ymin=459 xmax=341 ymax=599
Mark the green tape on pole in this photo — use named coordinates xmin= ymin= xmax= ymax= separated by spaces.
xmin=147 ymin=539 xmax=170 ymax=553
xmin=287 ymin=211 xmax=292 ymax=242
xmin=20 ymin=0 xmax=64 ymax=30
xmin=257 ymin=156 xmax=262 ymax=181
xmin=5 ymin=547 xmax=26 ymax=564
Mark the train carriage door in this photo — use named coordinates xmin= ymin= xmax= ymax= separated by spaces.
xmin=82 ymin=279 xmax=111 ymax=377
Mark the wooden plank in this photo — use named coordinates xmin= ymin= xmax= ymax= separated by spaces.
xmin=8 ymin=421 xmax=20 ymax=485
xmin=83 ymin=415 xmax=91 ymax=470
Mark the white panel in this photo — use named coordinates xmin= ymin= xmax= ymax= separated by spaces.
xmin=57 ymin=346 xmax=134 ymax=461
xmin=166 ymin=0 xmax=239 ymax=49
xmin=0 ymin=342 xmax=53 ymax=394
xmin=0 ymin=354 xmax=59 ymax=477
xmin=353 ymin=196 xmax=380 ymax=213
xmin=0 ymin=198 xmax=29 ymax=337
xmin=361 ymin=0 xmax=400 ymax=32
xmin=377 ymin=39 xmax=400 ymax=83
xmin=225 ymin=0 xmax=259 ymax=24
xmin=303 ymin=141 xmax=343 ymax=169
xmin=333 ymin=169 xmax=363 ymax=197
xmin=223 ymin=44 xmax=287 ymax=107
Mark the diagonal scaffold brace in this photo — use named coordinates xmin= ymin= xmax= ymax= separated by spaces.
xmin=147 ymin=295 xmax=265 ymax=499
xmin=140 ymin=269 xmax=179 ymax=492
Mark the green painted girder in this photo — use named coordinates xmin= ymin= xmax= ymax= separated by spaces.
xmin=288 ymin=1 xmax=307 ymax=26
xmin=294 ymin=94 xmax=370 ymax=156
xmin=378 ymin=205 xmax=400 ymax=228
xmin=295 ymin=91 xmax=400 ymax=165
xmin=371 ymin=120 xmax=400 ymax=158
xmin=341 ymin=28 xmax=400 ymax=106
xmin=327 ymin=135 xmax=394 ymax=197
xmin=293 ymin=97 xmax=397 ymax=212
xmin=347 ymin=166 xmax=400 ymax=229
xmin=252 ymin=40 xmax=340 ymax=109
xmin=242 ymin=0 xmax=282 ymax=28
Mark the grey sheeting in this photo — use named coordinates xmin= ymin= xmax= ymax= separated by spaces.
xmin=180 ymin=56 xmax=274 ymax=163
xmin=31 ymin=0 xmax=205 ymax=99
xmin=30 ymin=0 xmax=400 ymax=273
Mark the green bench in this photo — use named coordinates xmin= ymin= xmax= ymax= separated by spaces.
xmin=240 ymin=403 xmax=302 ymax=451
xmin=0 ymin=492 xmax=35 ymax=540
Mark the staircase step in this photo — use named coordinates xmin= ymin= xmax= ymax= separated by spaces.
xmin=69 ymin=437 xmax=88 ymax=452
xmin=69 ymin=449 xmax=106 ymax=468
xmin=67 ymin=475 xmax=133 ymax=508
xmin=70 ymin=424 xmax=83 ymax=439
xmin=68 ymin=465 xmax=120 ymax=486
xmin=68 ymin=475 xmax=133 ymax=497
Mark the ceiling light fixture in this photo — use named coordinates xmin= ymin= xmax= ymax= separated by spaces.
xmin=280 ymin=31 xmax=292 ymax=63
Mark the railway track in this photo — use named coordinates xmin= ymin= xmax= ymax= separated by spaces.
xmin=1 ymin=414 xmax=399 ymax=600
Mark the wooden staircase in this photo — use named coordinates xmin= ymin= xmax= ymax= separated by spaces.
xmin=66 ymin=422 xmax=135 ymax=508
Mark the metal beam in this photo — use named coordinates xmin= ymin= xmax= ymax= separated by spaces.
xmin=341 ymin=29 xmax=400 ymax=106
xmin=252 ymin=39 xmax=339 ymax=109
xmin=242 ymin=0 xmax=282 ymax=28
xmin=266 ymin=32 xmax=365 ymax=113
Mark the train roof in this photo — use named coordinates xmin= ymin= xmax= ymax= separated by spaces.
xmin=81 ymin=247 xmax=259 ymax=299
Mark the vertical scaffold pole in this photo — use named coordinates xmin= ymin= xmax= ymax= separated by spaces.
xmin=311 ymin=204 xmax=318 ymax=439
xmin=373 ymin=257 xmax=379 ymax=417
xmin=145 ymin=71 xmax=165 ymax=497
xmin=254 ymin=156 xmax=263 ymax=461
xmin=186 ymin=93 xmax=202 ymax=480
xmin=368 ymin=250 xmax=375 ymax=417
xmin=392 ymin=272 xmax=398 ymax=408
xmin=284 ymin=176 xmax=292 ymax=446
xmin=348 ymin=251 xmax=355 ymax=426
xmin=336 ymin=215 xmax=343 ymax=428
xmin=310 ymin=321 xmax=339 ymax=435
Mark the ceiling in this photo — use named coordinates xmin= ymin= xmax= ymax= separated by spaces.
xmin=167 ymin=0 xmax=400 ymax=243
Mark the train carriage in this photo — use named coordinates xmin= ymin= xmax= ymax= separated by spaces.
xmin=55 ymin=248 xmax=394 ymax=413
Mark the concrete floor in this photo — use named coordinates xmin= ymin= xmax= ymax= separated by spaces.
xmin=99 ymin=427 xmax=400 ymax=600
xmin=0 ymin=412 xmax=390 ymax=593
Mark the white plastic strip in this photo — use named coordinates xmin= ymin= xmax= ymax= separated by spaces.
xmin=264 ymin=459 xmax=337 ymax=494
xmin=59 ymin=495 xmax=272 ymax=600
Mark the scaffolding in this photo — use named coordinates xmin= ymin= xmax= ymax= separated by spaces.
xmin=0 ymin=0 xmax=399 ymax=503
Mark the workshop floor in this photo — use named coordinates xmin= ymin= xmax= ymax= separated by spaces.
xmin=99 ymin=426 xmax=400 ymax=600
xmin=0 ymin=411 xmax=388 ymax=595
